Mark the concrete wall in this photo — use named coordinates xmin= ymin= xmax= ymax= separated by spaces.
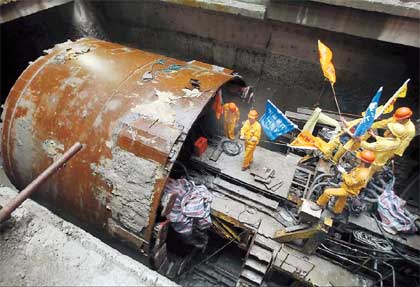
xmin=0 ymin=0 xmax=104 ymax=103
xmin=91 ymin=1 xmax=419 ymax=115
xmin=2 ymin=0 xmax=418 ymax=114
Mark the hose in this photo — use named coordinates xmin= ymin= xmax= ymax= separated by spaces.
xmin=318 ymin=246 xmax=384 ymax=287
xmin=368 ymin=181 xmax=385 ymax=193
xmin=381 ymin=261 xmax=396 ymax=287
xmin=173 ymin=161 xmax=190 ymax=180
xmin=309 ymin=173 xmax=333 ymax=191
xmin=306 ymin=182 xmax=340 ymax=201
xmin=372 ymin=214 xmax=420 ymax=267
xmin=360 ymin=188 xmax=380 ymax=203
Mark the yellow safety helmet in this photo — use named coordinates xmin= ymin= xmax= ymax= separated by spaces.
xmin=248 ymin=109 xmax=259 ymax=119
xmin=387 ymin=122 xmax=407 ymax=138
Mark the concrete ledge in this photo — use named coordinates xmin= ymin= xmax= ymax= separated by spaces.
xmin=160 ymin=0 xmax=266 ymax=19
xmin=0 ymin=186 xmax=178 ymax=286
xmin=267 ymin=1 xmax=420 ymax=48
xmin=0 ymin=0 xmax=73 ymax=24
xmin=309 ymin=0 xmax=420 ymax=19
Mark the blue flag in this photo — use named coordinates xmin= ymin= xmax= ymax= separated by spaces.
xmin=260 ymin=100 xmax=297 ymax=141
xmin=353 ymin=87 xmax=383 ymax=137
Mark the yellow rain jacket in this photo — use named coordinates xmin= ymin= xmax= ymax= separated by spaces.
xmin=361 ymin=136 xmax=401 ymax=170
xmin=223 ymin=104 xmax=240 ymax=140
xmin=372 ymin=118 xmax=415 ymax=156
xmin=317 ymin=166 xmax=371 ymax=214
xmin=340 ymin=167 xmax=372 ymax=196
xmin=240 ymin=120 xmax=261 ymax=168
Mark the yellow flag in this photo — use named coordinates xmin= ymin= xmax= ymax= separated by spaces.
xmin=375 ymin=79 xmax=410 ymax=119
xmin=318 ymin=40 xmax=336 ymax=85
xmin=289 ymin=131 xmax=326 ymax=150
xmin=384 ymin=81 xmax=408 ymax=114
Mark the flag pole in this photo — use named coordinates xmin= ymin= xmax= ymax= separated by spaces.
xmin=314 ymin=81 xmax=326 ymax=108
xmin=330 ymin=82 xmax=342 ymax=118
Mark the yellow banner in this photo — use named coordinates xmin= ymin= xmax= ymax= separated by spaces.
xmin=289 ymin=131 xmax=326 ymax=150
xmin=376 ymin=79 xmax=410 ymax=119
xmin=318 ymin=40 xmax=336 ymax=85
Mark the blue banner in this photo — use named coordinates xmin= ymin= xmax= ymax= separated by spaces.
xmin=354 ymin=87 xmax=383 ymax=137
xmin=260 ymin=100 xmax=297 ymax=141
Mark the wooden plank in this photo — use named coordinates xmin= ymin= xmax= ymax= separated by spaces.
xmin=213 ymin=177 xmax=279 ymax=210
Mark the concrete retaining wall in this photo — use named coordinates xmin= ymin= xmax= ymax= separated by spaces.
xmin=92 ymin=1 xmax=419 ymax=115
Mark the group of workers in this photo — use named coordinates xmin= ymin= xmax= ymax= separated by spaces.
xmin=219 ymin=95 xmax=415 ymax=215
xmin=221 ymin=102 xmax=262 ymax=171
xmin=316 ymin=107 xmax=415 ymax=214
xmin=220 ymin=99 xmax=415 ymax=215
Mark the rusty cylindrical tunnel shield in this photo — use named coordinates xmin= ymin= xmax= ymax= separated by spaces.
xmin=2 ymin=38 xmax=237 ymax=249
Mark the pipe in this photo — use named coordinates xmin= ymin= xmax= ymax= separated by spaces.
xmin=318 ymin=247 xmax=384 ymax=287
xmin=360 ymin=189 xmax=379 ymax=203
xmin=368 ymin=181 xmax=385 ymax=193
xmin=0 ymin=142 xmax=83 ymax=223
xmin=381 ymin=261 xmax=396 ymax=287
xmin=309 ymin=173 xmax=333 ymax=191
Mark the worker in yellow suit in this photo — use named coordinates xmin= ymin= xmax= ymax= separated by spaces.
xmin=322 ymin=117 xmax=367 ymax=163
xmin=370 ymin=107 xmax=415 ymax=157
xmin=223 ymin=102 xmax=240 ymax=140
xmin=240 ymin=110 xmax=261 ymax=171
xmin=360 ymin=125 xmax=402 ymax=173
xmin=317 ymin=150 xmax=375 ymax=214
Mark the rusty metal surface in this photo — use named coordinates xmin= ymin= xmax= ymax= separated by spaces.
xmin=1 ymin=38 xmax=236 ymax=246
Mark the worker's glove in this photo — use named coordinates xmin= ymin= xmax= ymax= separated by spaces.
xmin=337 ymin=165 xmax=345 ymax=173
xmin=240 ymin=135 xmax=245 ymax=140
